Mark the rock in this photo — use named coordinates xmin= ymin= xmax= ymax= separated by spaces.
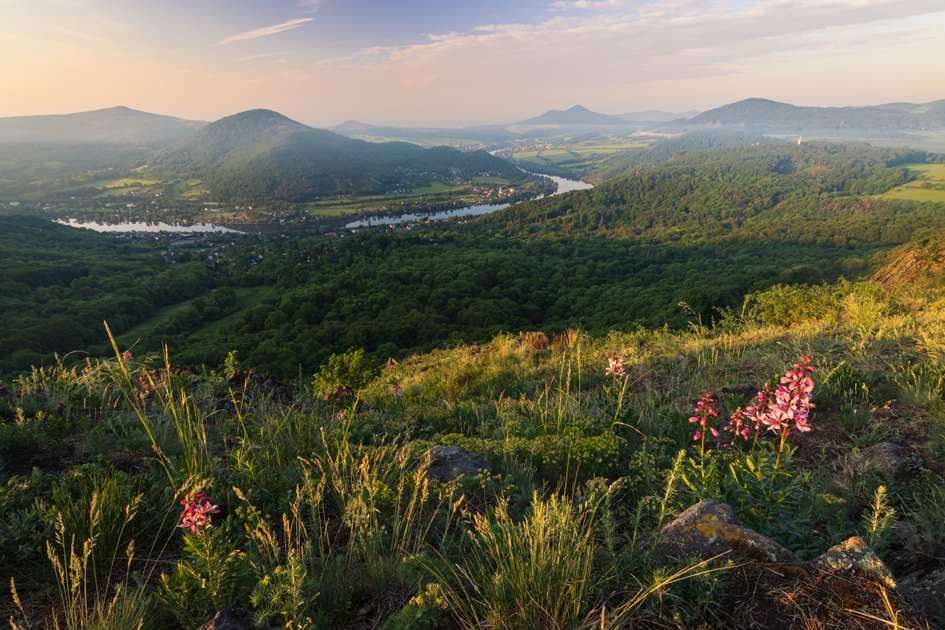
xmin=422 ymin=445 xmax=492 ymax=483
xmin=657 ymin=499 xmax=801 ymax=567
xmin=322 ymin=384 xmax=354 ymax=404
xmin=811 ymin=536 xmax=897 ymax=588
xmin=897 ymin=567 xmax=945 ymax=621
xmin=213 ymin=371 xmax=294 ymax=415
xmin=835 ymin=442 xmax=909 ymax=479
xmin=198 ymin=607 xmax=269 ymax=630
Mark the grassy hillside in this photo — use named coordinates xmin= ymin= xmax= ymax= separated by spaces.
xmin=4 ymin=280 xmax=945 ymax=628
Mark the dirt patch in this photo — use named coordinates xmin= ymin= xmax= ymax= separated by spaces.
xmin=720 ymin=561 xmax=937 ymax=629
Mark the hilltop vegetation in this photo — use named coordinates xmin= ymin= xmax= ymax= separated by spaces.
xmin=4 ymin=279 xmax=945 ymax=628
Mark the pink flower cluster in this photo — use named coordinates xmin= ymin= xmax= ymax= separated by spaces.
xmin=178 ymin=491 xmax=220 ymax=536
xmin=606 ymin=356 xmax=625 ymax=377
xmin=121 ymin=350 xmax=132 ymax=362
xmin=689 ymin=394 xmax=719 ymax=441
xmin=723 ymin=356 xmax=815 ymax=445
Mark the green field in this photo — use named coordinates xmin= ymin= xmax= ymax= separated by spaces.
xmin=412 ymin=181 xmax=463 ymax=194
xmin=117 ymin=286 xmax=275 ymax=343
xmin=473 ymin=177 xmax=510 ymax=184
xmin=876 ymin=163 xmax=945 ymax=203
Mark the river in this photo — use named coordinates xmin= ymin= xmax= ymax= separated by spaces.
xmin=55 ymin=219 xmax=247 ymax=234
xmin=54 ymin=175 xmax=592 ymax=234
xmin=344 ymin=175 xmax=592 ymax=229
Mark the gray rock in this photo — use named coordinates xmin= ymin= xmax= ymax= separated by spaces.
xmin=898 ymin=567 xmax=945 ymax=621
xmin=422 ymin=445 xmax=492 ymax=483
xmin=812 ymin=536 xmax=897 ymax=588
xmin=835 ymin=442 xmax=909 ymax=479
xmin=198 ymin=608 xmax=269 ymax=630
xmin=657 ymin=499 xmax=802 ymax=567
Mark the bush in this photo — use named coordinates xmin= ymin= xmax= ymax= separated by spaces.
xmin=312 ymin=348 xmax=380 ymax=395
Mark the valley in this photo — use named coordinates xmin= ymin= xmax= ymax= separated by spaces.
xmin=3 ymin=98 xmax=945 ymax=630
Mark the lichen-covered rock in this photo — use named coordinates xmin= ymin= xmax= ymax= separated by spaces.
xmin=812 ymin=536 xmax=897 ymax=588
xmin=422 ymin=445 xmax=491 ymax=483
xmin=198 ymin=607 xmax=269 ymax=630
xmin=898 ymin=567 xmax=945 ymax=621
xmin=657 ymin=499 xmax=801 ymax=566
xmin=835 ymin=442 xmax=909 ymax=479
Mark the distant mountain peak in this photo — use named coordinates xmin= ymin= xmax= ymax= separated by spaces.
xmin=514 ymin=105 xmax=633 ymax=126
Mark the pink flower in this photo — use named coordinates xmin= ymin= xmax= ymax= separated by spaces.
xmin=121 ymin=350 xmax=132 ymax=362
xmin=392 ymin=385 xmax=402 ymax=398
xmin=605 ymin=356 xmax=625 ymax=377
xmin=178 ymin=491 xmax=220 ymax=536
xmin=689 ymin=394 xmax=718 ymax=447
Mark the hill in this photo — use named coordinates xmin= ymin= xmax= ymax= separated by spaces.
xmin=0 ymin=105 xmax=206 ymax=144
xmin=515 ymin=105 xmax=635 ymax=126
xmin=148 ymin=109 xmax=525 ymax=202
xmin=0 ymin=107 xmax=208 ymax=195
xmin=4 ymin=274 xmax=945 ymax=628
xmin=664 ymin=97 xmax=945 ymax=133
xmin=592 ymin=129 xmax=778 ymax=179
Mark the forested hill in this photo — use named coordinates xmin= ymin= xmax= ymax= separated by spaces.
xmin=592 ymin=130 xmax=777 ymax=180
xmin=147 ymin=109 xmax=523 ymax=202
xmin=481 ymin=142 xmax=944 ymax=246
xmin=664 ymin=97 xmax=945 ymax=132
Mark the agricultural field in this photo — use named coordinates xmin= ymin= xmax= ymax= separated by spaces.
xmin=876 ymin=163 xmax=945 ymax=203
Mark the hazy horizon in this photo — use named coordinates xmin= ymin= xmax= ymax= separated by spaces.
xmin=2 ymin=0 xmax=944 ymax=128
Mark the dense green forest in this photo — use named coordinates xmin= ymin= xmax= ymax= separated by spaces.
xmin=0 ymin=218 xmax=230 ymax=374
xmin=2 ymin=142 xmax=944 ymax=381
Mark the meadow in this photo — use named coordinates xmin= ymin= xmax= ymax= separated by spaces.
xmin=3 ymin=279 xmax=945 ymax=629
xmin=877 ymin=164 xmax=945 ymax=203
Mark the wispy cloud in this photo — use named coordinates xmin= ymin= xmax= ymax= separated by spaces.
xmin=216 ymin=18 xmax=313 ymax=46
xmin=235 ymin=52 xmax=286 ymax=62
xmin=298 ymin=0 xmax=323 ymax=11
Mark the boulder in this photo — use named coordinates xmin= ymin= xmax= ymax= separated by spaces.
xmin=198 ymin=607 xmax=269 ymax=630
xmin=811 ymin=536 xmax=897 ymax=589
xmin=657 ymin=499 xmax=801 ymax=567
xmin=422 ymin=445 xmax=492 ymax=483
xmin=897 ymin=567 xmax=945 ymax=621
xmin=834 ymin=442 xmax=909 ymax=479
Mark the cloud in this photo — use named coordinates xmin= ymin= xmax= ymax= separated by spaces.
xmin=298 ymin=0 xmax=323 ymax=11
xmin=217 ymin=18 xmax=313 ymax=46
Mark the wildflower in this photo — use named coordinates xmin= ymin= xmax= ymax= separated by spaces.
xmin=392 ymin=384 xmax=402 ymax=398
xmin=605 ymin=356 xmax=625 ymax=377
xmin=689 ymin=394 xmax=718 ymax=456
xmin=121 ymin=350 xmax=132 ymax=362
xmin=724 ymin=407 xmax=751 ymax=446
xmin=178 ymin=491 xmax=220 ymax=536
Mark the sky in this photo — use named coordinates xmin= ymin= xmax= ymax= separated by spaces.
xmin=1 ymin=0 xmax=944 ymax=127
